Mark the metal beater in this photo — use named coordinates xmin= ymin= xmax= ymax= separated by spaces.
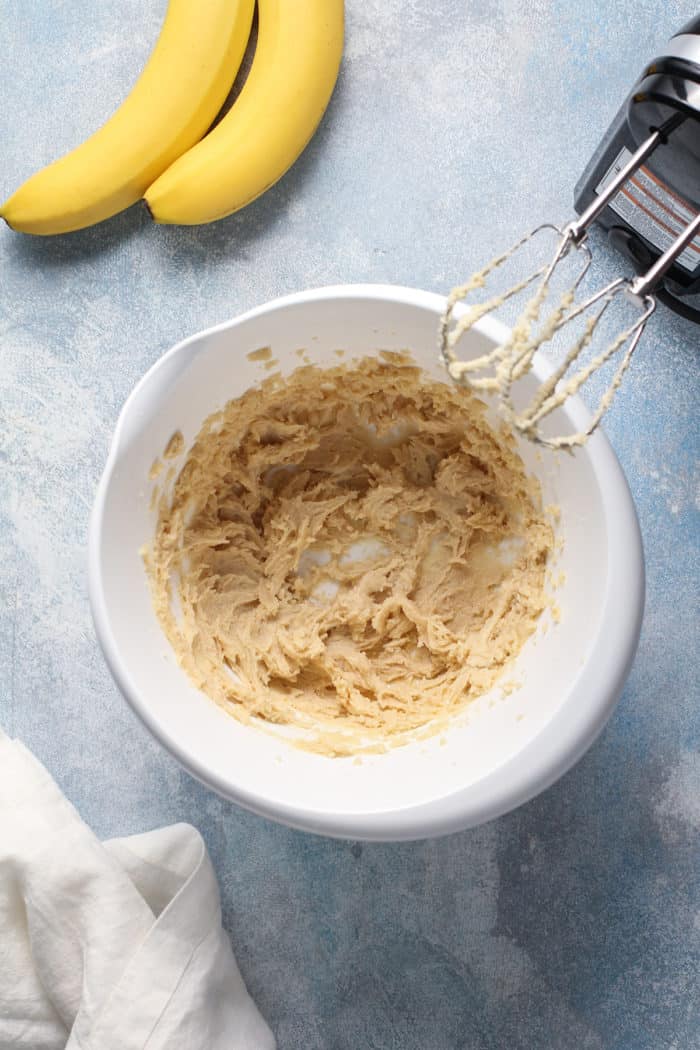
xmin=440 ymin=20 xmax=700 ymax=450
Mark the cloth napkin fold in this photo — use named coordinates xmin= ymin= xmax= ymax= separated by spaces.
xmin=0 ymin=730 xmax=275 ymax=1050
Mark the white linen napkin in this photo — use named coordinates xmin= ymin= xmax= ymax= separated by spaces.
xmin=0 ymin=730 xmax=275 ymax=1050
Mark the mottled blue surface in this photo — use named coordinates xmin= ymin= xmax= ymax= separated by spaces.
xmin=1 ymin=2 xmax=699 ymax=1047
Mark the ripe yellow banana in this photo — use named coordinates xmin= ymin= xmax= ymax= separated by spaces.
xmin=0 ymin=0 xmax=255 ymax=235
xmin=145 ymin=0 xmax=344 ymax=225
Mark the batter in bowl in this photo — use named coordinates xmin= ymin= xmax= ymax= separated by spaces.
xmin=145 ymin=353 xmax=553 ymax=755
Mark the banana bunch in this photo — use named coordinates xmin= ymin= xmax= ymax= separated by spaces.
xmin=1 ymin=0 xmax=344 ymax=234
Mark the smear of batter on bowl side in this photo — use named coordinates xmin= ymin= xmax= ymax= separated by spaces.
xmin=144 ymin=353 xmax=554 ymax=756
xmin=247 ymin=345 xmax=273 ymax=362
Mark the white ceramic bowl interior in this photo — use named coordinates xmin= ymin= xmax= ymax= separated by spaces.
xmin=89 ymin=285 xmax=644 ymax=840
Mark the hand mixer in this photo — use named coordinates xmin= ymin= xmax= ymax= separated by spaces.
xmin=440 ymin=17 xmax=700 ymax=450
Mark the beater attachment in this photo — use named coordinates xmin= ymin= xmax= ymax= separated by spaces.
xmin=441 ymin=124 xmax=700 ymax=449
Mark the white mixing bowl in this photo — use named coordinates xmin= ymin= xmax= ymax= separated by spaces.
xmin=89 ymin=285 xmax=644 ymax=840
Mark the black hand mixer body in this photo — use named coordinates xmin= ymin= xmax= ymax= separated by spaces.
xmin=575 ymin=17 xmax=700 ymax=321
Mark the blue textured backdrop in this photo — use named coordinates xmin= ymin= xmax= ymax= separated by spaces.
xmin=1 ymin=2 xmax=698 ymax=1047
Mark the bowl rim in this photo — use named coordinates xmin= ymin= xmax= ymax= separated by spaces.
xmin=88 ymin=283 xmax=645 ymax=841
